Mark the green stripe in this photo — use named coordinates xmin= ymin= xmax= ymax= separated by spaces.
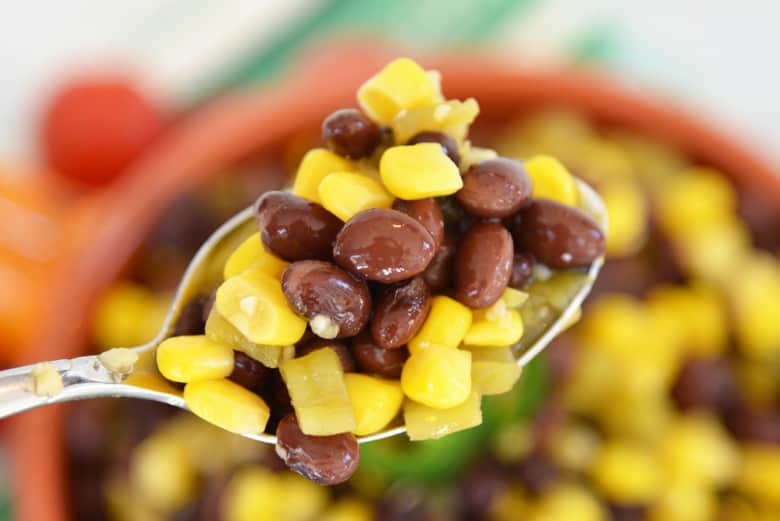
xmin=195 ymin=0 xmax=539 ymax=100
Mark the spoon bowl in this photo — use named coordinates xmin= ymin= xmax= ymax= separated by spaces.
xmin=0 ymin=179 xmax=605 ymax=444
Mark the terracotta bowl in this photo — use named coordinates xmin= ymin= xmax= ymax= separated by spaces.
xmin=7 ymin=42 xmax=780 ymax=521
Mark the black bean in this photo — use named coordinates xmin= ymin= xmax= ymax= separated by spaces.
xmin=275 ymin=413 xmax=359 ymax=485
xmin=322 ymin=108 xmax=382 ymax=159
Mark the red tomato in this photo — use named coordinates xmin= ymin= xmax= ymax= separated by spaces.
xmin=41 ymin=77 xmax=166 ymax=186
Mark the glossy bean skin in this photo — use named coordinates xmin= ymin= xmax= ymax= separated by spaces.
xmin=454 ymin=222 xmax=514 ymax=309
xmin=509 ymin=252 xmax=534 ymax=290
xmin=407 ymin=131 xmax=460 ymax=165
xmin=371 ymin=277 xmax=432 ymax=349
xmin=254 ymin=191 xmax=342 ymax=261
xmin=275 ymin=413 xmax=359 ymax=485
xmin=229 ymin=351 xmax=269 ymax=390
xmin=173 ymin=295 xmax=209 ymax=336
xmin=296 ymin=338 xmax=356 ymax=372
xmin=392 ymin=198 xmax=445 ymax=249
xmin=282 ymin=260 xmax=371 ymax=338
xmin=322 ymin=108 xmax=382 ymax=159
xmin=422 ymin=233 xmax=457 ymax=292
xmin=512 ymin=200 xmax=605 ymax=269
xmin=456 ymin=158 xmax=532 ymax=218
xmin=351 ymin=330 xmax=409 ymax=379
xmin=334 ymin=208 xmax=436 ymax=283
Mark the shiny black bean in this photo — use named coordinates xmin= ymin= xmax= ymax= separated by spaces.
xmin=275 ymin=413 xmax=359 ymax=485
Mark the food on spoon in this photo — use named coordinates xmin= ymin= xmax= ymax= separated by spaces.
xmin=78 ymin=99 xmax=780 ymax=520
xmin=153 ymin=57 xmax=605 ymax=484
xmin=31 ymin=363 xmax=64 ymax=397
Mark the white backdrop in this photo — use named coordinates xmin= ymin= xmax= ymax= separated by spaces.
xmin=1 ymin=0 xmax=778 ymax=167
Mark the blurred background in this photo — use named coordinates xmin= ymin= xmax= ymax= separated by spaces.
xmin=1 ymin=1 xmax=780 ymax=520
xmin=3 ymin=1 xmax=780 ymax=164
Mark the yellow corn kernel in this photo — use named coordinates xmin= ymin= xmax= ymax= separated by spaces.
xmin=655 ymin=167 xmax=736 ymax=236
xmin=357 ymin=57 xmax=439 ymax=125
xmin=580 ymin=294 xmax=681 ymax=389
xmin=318 ymin=172 xmax=394 ymax=221
xmin=675 ymin=219 xmax=750 ymax=285
xmin=280 ymin=347 xmax=356 ymax=435
xmin=463 ymin=300 xmax=524 ymax=347
xmin=380 ymin=143 xmax=463 ymax=199
xmin=408 ymin=295 xmax=472 ymax=354
xmin=502 ymin=287 xmax=529 ymax=309
xmin=183 ymin=378 xmax=270 ymax=435
xmin=590 ymin=441 xmax=663 ymax=503
xmin=737 ymin=444 xmax=780 ymax=505
xmin=278 ymin=472 xmax=329 ymax=521
xmin=130 ymin=433 xmax=196 ymax=514
xmin=729 ymin=254 xmax=780 ymax=360
xmin=649 ymin=483 xmax=716 ymax=521
xmin=92 ymin=282 xmax=168 ymax=349
xmin=205 ymin=309 xmax=293 ymax=368
xmin=392 ymin=98 xmax=480 ymax=144
xmin=527 ymin=483 xmax=606 ymax=521
xmin=524 ymin=155 xmax=579 ymax=207
xmin=575 ymin=136 xmax=634 ymax=184
xmin=463 ymin=345 xmax=522 ymax=395
xmin=293 ymin=148 xmax=354 ymax=203
xmin=601 ymin=179 xmax=648 ymax=257
xmin=660 ymin=413 xmax=739 ymax=487
xmin=223 ymin=466 xmax=283 ymax=521
xmin=492 ymin=422 xmax=534 ymax=464
xmin=426 ymin=70 xmax=445 ymax=103
xmin=527 ymin=271 xmax=588 ymax=311
xmin=223 ymin=465 xmax=328 ymax=521
xmin=321 ymin=498 xmax=374 ymax=521
xmin=161 ymin=415 xmax=262 ymax=475
xmin=125 ymin=372 xmax=182 ymax=396
xmin=105 ymin=478 xmax=165 ymax=521
xmin=563 ymin=346 xmax=616 ymax=415
xmin=645 ymin=284 xmax=728 ymax=358
xmin=216 ymin=267 xmax=307 ymax=346
xmin=156 ymin=335 xmax=234 ymax=383
xmin=548 ymin=421 xmax=601 ymax=472
xmin=404 ymin=391 xmax=482 ymax=441
xmin=401 ymin=344 xmax=471 ymax=409
xmin=224 ymin=234 xmax=288 ymax=280
xmin=344 ymin=373 xmax=403 ymax=435
xmin=596 ymin=392 xmax=673 ymax=444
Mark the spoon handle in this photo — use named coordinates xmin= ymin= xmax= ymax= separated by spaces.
xmin=0 ymin=356 xmax=122 ymax=419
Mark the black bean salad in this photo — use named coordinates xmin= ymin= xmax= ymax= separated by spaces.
xmin=78 ymin=102 xmax=780 ymax=521
xmin=147 ymin=58 xmax=605 ymax=485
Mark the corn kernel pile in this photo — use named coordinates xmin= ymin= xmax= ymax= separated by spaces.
xmin=138 ymin=57 xmax=605 ymax=485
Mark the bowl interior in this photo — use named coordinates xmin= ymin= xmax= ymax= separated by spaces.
xmin=8 ymin=44 xmax=780 ymax=521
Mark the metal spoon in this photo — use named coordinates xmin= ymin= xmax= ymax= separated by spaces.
xmin=0 ymin=180 xmax=605 ymax=444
